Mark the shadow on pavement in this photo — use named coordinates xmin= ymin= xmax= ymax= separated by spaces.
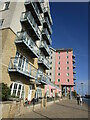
xmin=55 ymin=103 xmax=89 ymax=112
xmin=33 ymin=111 xmax=53 ymax=120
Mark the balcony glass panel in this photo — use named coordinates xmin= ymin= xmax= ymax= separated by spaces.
xmin=21 ymin=11 xmax=41 ymax=40
xmin=42 ymin=28 xmax=52 ymax=45
xmin=16 ymin=31 xmax=40 ymax=57
xmin=44 ymin=17 xmax=52 ymax=34
xmin=38 ymin=55 xmax=50 ymax=69
xmin=40 ymin=41 xmax=51 ymax=55
xmin=8 ymin=57 xmax=37 ymax=78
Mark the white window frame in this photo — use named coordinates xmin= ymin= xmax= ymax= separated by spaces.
xmin=10 ymin=81 xmax=25 ymax=99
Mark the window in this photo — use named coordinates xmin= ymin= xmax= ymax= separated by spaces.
xmin=67 ymin=79 xmax=69 ymax=82
xmin=58 ymin=62 xmax=60 ymax=64
xmin=51 ymin=56 xmax=52 ymax=59
xmin=47 ymin=73 xmax=48 ymax=75
xmin=50 ymin=62 xmax=52 ymax=64
xmin=67 ymin=56 xmax=69 ymax=59
xmin=50 ymin=73 xmax=52 ymax=75
xmin=67 ymin=50 xmax=68 ymax=53
xmin=0 ymin=19 xmax=4 ymax=27
xmin=58 ymin=67 xmax=60 ymax=70
xmin=59 ymin=56 xmax=60 ymax=59
xmin=58 ymin=73 xmax=60 ymax=76
xmin=10 ymin=82 xmax=24 ymax=99
xmin=66 ymin=73 xmax=69 ymax=76
xmin=58 ymin=79 xmax=60 ymax=82
xmin=66 ymin=61 xmax=69 ymax=64
xmin=50 ymin=67 xmax=52 ymax=69
xmin=58 ymin=51 xmax=60 ymax=54
xmin=3 ymin=2 xmax=10 ymax=10
xmin=67 ymin=67 xmax=69 ymax=70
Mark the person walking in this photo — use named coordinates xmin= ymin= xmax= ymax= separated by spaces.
xmin=80 ymin=95 xmax=83 ymax=106
xmin=77 ymin=94 xmax=80 ymax=105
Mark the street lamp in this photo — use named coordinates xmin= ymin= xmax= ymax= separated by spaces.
xmin=81 ymin=82 xmax=84 ymax=97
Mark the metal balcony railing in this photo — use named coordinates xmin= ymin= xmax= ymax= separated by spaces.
xmin=38 ymin=55 xmax=50 ymax=69
xmin=40 ymin=41 xmax=51 ymax=56
xmin=73 ymin=59 xmax=75 ymax=64
xmin=20 ymin=11 xmax=41 ymax=40
xmin=72 ymin=54 xmax=75 ymax=58
xmin=43 ymin=7 xmax=53 ymax=25
xmin=73 ymin=66 xmax=76 ymax=69
xmin=42 ymin=28 xmax=52 ymax=45
xmin=73 ymin=77 xmax=76 ymax=80
xmin=37 ymin=0 xmax=44 ymax=13
xmin=25 ymin=0 xmax=42 ymax=25
xmin=15 ymin=31 xmax=40 ymax=58
xmin=37 ymin=70 xmax=50 ymax=84
xmin=8 ymin=57 xmax=37 ymax=79
xmin=73 ymin=71 xmax=76 ymax=74
xmin=43 ymin=17 xmax=52 ymax=35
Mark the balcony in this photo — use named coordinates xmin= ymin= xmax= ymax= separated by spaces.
xmin=42 ymin=28 xmax=52 ymax=45
xmin=20 ymin=11 xmax=41 ymax=40
xmin=73 ymin=59 xmax=75 ymax=64
xmin=8 ymin=57 xmax=37 ymax=80
xmin=74 ymin=82 xmax=76 ymax=86
xmin=37 ymin=0 xmax=44 ymax=13
xmin=73 ymin=66 xmax=76 ymax=69
xmin=15 ymin=31 xmax=40 ymax=58
xmin=24 ymin=0 xmax=42 ymax=25
xmin=43 ymin=17 xmax=52 ymax=35
xmin=73 ymin=77 xmax=76 ymax=80
xmin=39 ymin=41 xmax=51 ymax=56
xmin=37 ymin=70 xmax=50 ymax=85
xmin=72 ymin=54 xmax=75 ymax=59
xmin=73 ymin=71 xmax=76 ymax=74
xmin=43 ymin=7 xmax=53 ymax=25
xmin=38 ymin=56 xmax=50 ymax=70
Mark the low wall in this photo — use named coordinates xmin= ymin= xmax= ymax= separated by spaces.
xmin=0 ymin=99 xmax=60 ymax=119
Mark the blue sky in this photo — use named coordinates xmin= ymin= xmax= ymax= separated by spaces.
xmin=50 ymin=2 xmax=88 ymax=95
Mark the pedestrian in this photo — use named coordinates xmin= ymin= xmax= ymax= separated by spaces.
xmin=80 ymin=95 xmax=82 ymax=106
xmin=32 ymin=97 xmax=35 ymax=111
xmin=77 ymin=94 xmax=80 ymax=105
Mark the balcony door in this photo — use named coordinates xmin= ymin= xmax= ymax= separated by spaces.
xmin=28 ymin=85 xmax=32 ymax=101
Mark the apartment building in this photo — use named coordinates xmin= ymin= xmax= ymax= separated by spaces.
xmin=46 ymin=48 xmax=76 ymax=98
xmin=0 ymin=0 xmax=60 ymax=105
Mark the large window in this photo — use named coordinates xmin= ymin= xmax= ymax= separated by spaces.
xmin=58 ymin=73 xmax=60 ymax=76
xmin=67 ymin=56 xmax=69 ymax=59
xmin=67 ymin=79 xmax=70 ymax=82
xmin=58 ymin=67 xmax=60 ymax=70
xmin=58 ymin=56 xmax=60 ymax=59
xmin=35 ymin=88 xmax=42 ymax=98
xmin=66 ymin=61 xmax=69 ymax=64
xmin=67 ymin=67 xmax=69 ymax=70
xmin=58 ymin=79 xmax=60 ymax=82
xmin=10 ymin=82 xmax=25 ymax=99
xmin=66 ymin=73 xmax=69 ymax=76
xmin=58 ymin=62 xmax=60 ymax=64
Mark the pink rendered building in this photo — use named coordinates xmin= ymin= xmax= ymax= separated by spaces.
xmin=45 ymin=48 xmax=76 ymax=98
xmin=55 ymin=48 xmax=76 ymax=97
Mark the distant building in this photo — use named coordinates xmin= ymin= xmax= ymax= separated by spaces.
xmin=46 ymin=48 xmax=76 ymax=98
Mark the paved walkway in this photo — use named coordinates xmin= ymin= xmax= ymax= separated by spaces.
xmin=15 ymin=99 xmax=89 ymax=118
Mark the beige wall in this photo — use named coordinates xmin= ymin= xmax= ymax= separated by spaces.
xmin=0 ymin=1 xmax=25 ymax=34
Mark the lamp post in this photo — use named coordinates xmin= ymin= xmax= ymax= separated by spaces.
xmin=81 ymin=82 xmax=84 ymax=97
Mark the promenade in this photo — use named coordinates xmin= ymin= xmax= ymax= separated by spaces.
xmin=16 ymin=98 xmax=89 ymax=119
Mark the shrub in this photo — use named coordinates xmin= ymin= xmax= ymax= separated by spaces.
xmin=0 ymin=83 xmax=10 ymax=101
